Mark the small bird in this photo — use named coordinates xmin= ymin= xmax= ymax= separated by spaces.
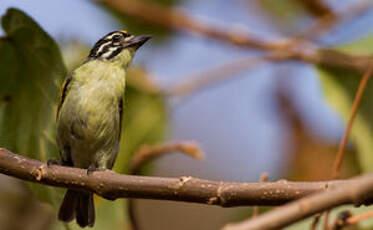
xmin=55 ymin=30 xmax=150 ymax=227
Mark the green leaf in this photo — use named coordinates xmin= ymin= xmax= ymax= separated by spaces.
xmin=315 ymin=35 xmax=373 ymax=172
xmin=0 ymin=9 xmax=167 ymax=228
xmin=0 ymin=8 xmax=66 ymax=205
xmin=256 ymin=0 xmax=308 ymax=28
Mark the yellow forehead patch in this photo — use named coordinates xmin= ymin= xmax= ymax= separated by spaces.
xmin=120 ymin=30 xmax=128 ymax=34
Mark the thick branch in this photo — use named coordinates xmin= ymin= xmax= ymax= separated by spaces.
xmin=0 ymin=147 xmax=357 ymax=207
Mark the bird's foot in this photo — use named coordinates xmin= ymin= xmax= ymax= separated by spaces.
xmin=47 ymin=158 xmax=59 ymax=167
xmin=87 ymin=165 xmax=105 ymax=175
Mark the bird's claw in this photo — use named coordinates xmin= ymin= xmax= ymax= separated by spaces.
xmin=47 ymin=158 xmax=59 ymax=167
xmin=87 ymin=165 xmax=100 ymax=175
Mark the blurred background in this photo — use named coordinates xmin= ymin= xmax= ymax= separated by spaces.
xmin=0 ymin=0 xmax=373 ymax=229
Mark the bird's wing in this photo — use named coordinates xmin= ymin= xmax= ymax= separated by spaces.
xmin=118 ymin=97 xmax=124 ymax=139
xmin=56 ymin=76 xmax=72 ymax=120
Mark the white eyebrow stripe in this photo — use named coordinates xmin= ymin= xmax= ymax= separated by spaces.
xmin=96 ymin=40 xmax=112 ymax=56
xmin=101 ymin=46 xmax=120 ymax=59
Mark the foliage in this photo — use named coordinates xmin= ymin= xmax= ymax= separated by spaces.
xmin=0 ymin=8 xmax=66 ymax=206
xmin=0 ymin=8 xmax=167 ymax=229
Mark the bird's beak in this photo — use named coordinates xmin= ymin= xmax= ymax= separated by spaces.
xmin=124 ymin=35 xmax=151 ymax=49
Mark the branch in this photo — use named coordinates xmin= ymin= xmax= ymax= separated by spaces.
xmin=347 ymin=209 xmax=373 ymax=225
xmin=164 ymin=53 xmax=289 ymax=97
xmin=298 ymin=0 xmax=334 ymax=17
xmin=222 ymin=174 xmax=373 ymax=230
xmin=129 ymin=141 xmax=204 ymax=174
xmin=251 ymin=173 xmax=269 ymax=218
xmin=99 ymin=0 xmax=373 ymax=72
xmin=310 ymin=214 xmax=322 ymax=230
xmin=0 ymin=147 xmax=360 ymax=207
xmin=98 ymin=0 xmax=287 ymax=51
xmin=293 ymin=0 xmax=373 ymax=42
xmin=330 ymin=211 xmax=353 ymax=230
xmin=332 ymin=63 xmax=373 ymax=178
xmin=322 ymin=60 xmax=373 ymax=230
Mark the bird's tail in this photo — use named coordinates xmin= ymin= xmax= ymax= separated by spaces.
xmin=58 ymin=189 xmax=95 ymax=227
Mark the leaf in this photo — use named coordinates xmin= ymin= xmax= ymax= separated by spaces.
xmin=315 ymin=35 xmax=373 ymax=172
xmin=0 ymin=9 xmax=167 ymax=228
xmin=0 ymin=8 xmax=66 ymax=205
xmin=255 ymin=0 xmax=308 ymax=28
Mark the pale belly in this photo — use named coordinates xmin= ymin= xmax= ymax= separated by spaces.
xmin=57 ymin=82 xmax=122 ymax=169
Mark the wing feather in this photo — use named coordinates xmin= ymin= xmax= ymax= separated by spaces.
xmin=118 ymin=97 xmax=124 ymax=139
xmin=56 ymin=76 xmax=72 ymax=120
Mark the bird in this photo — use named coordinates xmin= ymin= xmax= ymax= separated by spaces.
xmin=55 ymin=30 xmax=151 ymax=227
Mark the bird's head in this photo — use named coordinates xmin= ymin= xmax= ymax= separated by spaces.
xmin=87 ymin=30 xmax=151 ymax=67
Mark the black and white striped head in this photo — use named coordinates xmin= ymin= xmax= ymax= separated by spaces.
xmin=88 ymin=30 xmax=151 ymax=61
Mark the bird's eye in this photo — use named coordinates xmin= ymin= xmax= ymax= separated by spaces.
xmin=112 ymin=35 xmax=121 ymax=42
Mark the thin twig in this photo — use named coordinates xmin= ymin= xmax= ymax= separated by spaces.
xmin=310 ymin=214 xmax=322 ymax=230
xmin=251 ymin=173 xmax=269 ymax=218
xmin=221 ymin=174 xmax=373 ymax=230
xmin=330 ymin=210 xmax=353 ymax=230
xmin=128 ymin=141 xmax=204 ymax=230
xmin=164 ymin=53 xmax=289 ymax=97
xmin=98 ymin=0 xmax=288 ymax=50
xmin=323 ymin=63 xmax=373 ymax=230
xmin=323 ymin=211 xmax=331 ymax=230
xmin=293 ymin=0 xmax=373 ymax=43
xmin=331 ymin=63 xmax=373 ymax=178
xmin=347 ymin=209 xmax=373 ymax=225
xmin=0 ymin=148 xmax=360 ymax=207
xmin=299 ymin=0 xmax=334 ymax=17
xmin=99 ymin=0 xmax=373 ymax=72
xmin=129 ymin=141 xmax=204 ymax=174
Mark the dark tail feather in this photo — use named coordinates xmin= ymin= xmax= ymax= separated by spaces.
xmin=58 ymin=190 xmax=95 ymax=227
xmin=58 ymin=189 xmax=77 ymax=222
xmin=76 ymin=193 xmax=95 ymax=227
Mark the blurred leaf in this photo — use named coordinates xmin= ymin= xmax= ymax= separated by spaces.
xmin=0 ymin=8 xmax=168 ymax=229
xmin=255 ymin=0 xmax=307 ymax=28
xmin=60 ymin=41 xmax=90 ymax=72
xmin=0 ymin=8 xmax=66 ymax=205
xmin=274 ymin=83 xmax=361 ymax=181
xmin=315 ymin=35 xmax=373 ymax=172
xmin=98 ymin=0 xmax=180 ymax=41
